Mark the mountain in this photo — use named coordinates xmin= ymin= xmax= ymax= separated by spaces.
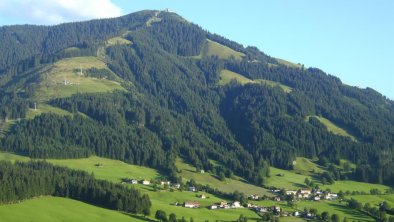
xmin=0 ymin=9 xmax=393 ymax=187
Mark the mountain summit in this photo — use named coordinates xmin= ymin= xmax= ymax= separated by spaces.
xmin=0 ymin=10 xmax=393 ymax=185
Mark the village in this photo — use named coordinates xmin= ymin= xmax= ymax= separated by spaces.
xmin=120 ymin=176 xmax=339 ymax=219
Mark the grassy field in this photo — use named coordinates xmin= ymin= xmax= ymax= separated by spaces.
xmin=267 ymin=165 xmax=391 ymax=194
xmin=176 ymin=158 xmax=273 ymax=197
xmin=148 ymin=191 xmax=260 ymax=222
xmin=219 ymin=69 xmax=254 ymax=85
xmin=0 ymin=152 xmax=159 ymax=183
xmin=106 ymin=36 xmax=132 ymax=46
xmin=35 ymin=56 xmax=124 ymax=101
xmin=254 ymin=79 xmax=293 ymax=93
xmin=0 ymin=196 xmax=145 ymax=222
xmin=219 ymin=69 xmax=293 ymax=93
xmin=351 ymin=194 xmax=394 ymax=207
xmin=25 ymin=103 xmax=72 ymax=119
xmin=276 ymin=58 xmax=302 ymax=69
xmin=306 ymin=116 xmax=356 ymax=141
xmin=292 ymin=157 xmax=325 ymax=176
xmin=249 ymin=199 xmax=374 ymax=221
xmin=0 ymin=152 xmax=388 ymax=221
xmin=196 ymin=39 xmax=245 ymax=60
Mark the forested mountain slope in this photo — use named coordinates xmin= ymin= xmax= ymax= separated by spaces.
xmin=0 ymin=10 xmax=393 ymax=186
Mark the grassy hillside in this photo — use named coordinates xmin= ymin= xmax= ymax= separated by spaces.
xmin=106 ymin=37 xmax=132 ymax=46
xmin=276 ymin=58 xmax=302 ymax=69
xmin=196 ymin=39 xmax=245 ymax=60
xmin=35 ymin=56 xmax=124 ymax=101
xmin=149 ymin=191 xmax=260 ymax=222
xmin=219 ymin=69 xmax=293 ymax=93
xmin=254 ymin=79 xmax=293 ymax=93
xmin=219 ymin=69 xmax=254 ymax=85
xmin=306 ymin=116 xmax=356 ymax=141
xmin=267 ymin=166 xmax=391 ymax=193
xmin=0 ymin=152 xmax=386 ymax=221
xmin=176 ymin=158 xmax=273 ymax=196
xmin=25 ymin=103 xmax=72 ymax=119
xmin=0 ymin=196 xmax=145 ymax=222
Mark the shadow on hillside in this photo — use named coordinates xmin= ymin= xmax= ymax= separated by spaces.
xmin=328 ymin=202 xmax=371 ymax=222
xmin=123 ymin=213 xmax=156 ymax=222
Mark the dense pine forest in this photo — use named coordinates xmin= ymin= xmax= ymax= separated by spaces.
xmin=0 ymin=8 xmax=393 ymax=198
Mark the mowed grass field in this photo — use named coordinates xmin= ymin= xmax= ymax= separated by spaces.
xmin=219 ymin=69 xmax=293 ymax=93
xmin=306 ymin=116 xmax=356 ymax=141
xmin=25 ymin=103 xmax=72 ymax=119
xmin=197 ymin=39 xmax=245 ymax=60
xmin=176 ymin=158 xmax=273 ymax=197
xmin=35 ymin=56 xmax=124 ymax=101
xmin=267 ymin=166 xmax=391 ymax=194
xmin=0 ymin=196 xmax=145 ymax=222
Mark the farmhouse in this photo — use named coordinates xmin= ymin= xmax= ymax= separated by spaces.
xmin=325 ymin=193 xmax=338 ymax=200
xmin=286 ymin=190 xmax=297 ymax=196
xmin=160 ymin=181 xmax=171 ymax=186
xmin=199 ymin=194 xmax=206 ymax=199
xmin=184 ymin=201 xmax=200 ymax=208
xmin=232 ymin=201 xmax=241 ymax=208
xmin=188 ymin=186 xmax=196 ymax=192
xmin=249 ymin=194 xmax=259 ymax=200
xmin=131 ymin=179 xmax=138 ymax=184
xmin=142 ymin=179 xmax=150 ymax=185
xmin=209 ymin=205 xmax=218 ymax=210
xmin=173 ymin=183 xmax=181 ymax=189
xmin=274 ymin=196 xmax=281 ymax=201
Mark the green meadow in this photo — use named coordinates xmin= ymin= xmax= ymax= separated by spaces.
xmin=306 ymin=116 xmax=356 ymax=141
xmin=176 ymin=158 xmax=273 ymax=196
xmin=219 ymin=69 xmax=293 ymax=93
xmin=35 ymin=56 xmax=124 ymax=101
xmin=0 ymin=196 xmax=145 ymax=222
xmin=198 ymin=39 xmax=245 ymax=60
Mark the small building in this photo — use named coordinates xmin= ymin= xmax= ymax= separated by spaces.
xmin=314 ymin=196 xmax=321 ymax=201
xmin=131 ymin=179 xmax=138 ymax=184
xmin=232 ymin=201 xmax=241 ymax=208
xmin=184 ymin=201 xmax=200 ymax=208
xmin=142 ymin=179 xmax=150 ymax=185
xmin=286 ymin=190 xmax=297 ymax=196
xmin=200 ymin=170 xmax=205 ymax=174
xmin=188 ymin=186 xmax=196 ymax=192
xmin=256 ymin=207 xmax=268 ymax=213
xmin=160 ymin=181 xmax=171 ymax=186
xmin=300 ymin=189 xmax=312 ymax=195
xmin=274 ymin=196 xmax=281 ymax=201
xmin=199 ymin=194 xmax=206 ymax=199
xmin=325 ymin=193 xmax=338 ymax=200
xmin=293 ymin=211 xmax=300 ymax=217
xmin=220 ymin=201 xmax=227 ymax=207
xmin=272 ymin=206 xmax=281 ymax=212
xmin=209 ymin=205 xmax=218 ymax=210
xmin=173 ymin=183 xmax=181 ymax=189
xmin=249 ymin=194 xmax=259 ymax=200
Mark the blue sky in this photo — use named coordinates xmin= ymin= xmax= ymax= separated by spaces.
xmin=0 ymin=0 xmax=393 ymax=99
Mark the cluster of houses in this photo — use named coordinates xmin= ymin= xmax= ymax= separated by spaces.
xmin=209 ymin=201 xmax=242 ymax=210
xmin=276 ymin=188 xmax=338 ymax=201
xmin=249 ymin=204 xmax=281 ymax=215
xmin=122 ymin=178 xmax=180 ymax=187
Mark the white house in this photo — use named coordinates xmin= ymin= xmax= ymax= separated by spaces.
xmin=199 ymin=194 xmax=206 ymax=199
xmin=160 ymin=181 xmax=171 ymax=186
xmin=286 ymin=190 xmax=297 ymax=196
xmin=142 ymin=179 xmax=150 ymax=185
xmin=314 ymin=196 xmax=321 ymax=201
xmin=232 ymin=201 xmax=241 ymax=208
xmin=173 ymin=183 xmax=181 ymax=189
xmin=131 ymin=179 xmax=138 ymax=184
xmin=184 ymin=201 xmax=200 ymax=208
xmin=325 ymin=193 xmax=338 ymax=200
xmin=210 ymin=205 xmax=218 ymax=210
xmin=188 ymin=186 xmax=196 ymax=192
